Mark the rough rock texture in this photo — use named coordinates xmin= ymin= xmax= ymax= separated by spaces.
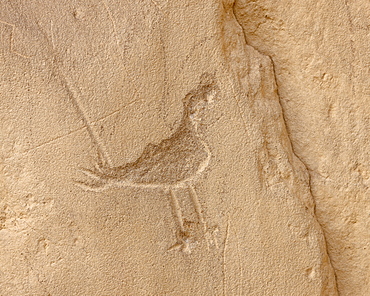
xmin=234 ymin=1 xmax=370 ymax=295
xmin=0 ymin=0 xmax=350 ymax=295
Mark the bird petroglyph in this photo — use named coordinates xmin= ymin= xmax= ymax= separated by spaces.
xmin=76 ymin=73 xmax=219 ymax=253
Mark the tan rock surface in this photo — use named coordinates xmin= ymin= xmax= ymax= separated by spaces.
xmin=234 ymin=1 xmax=370 ymax=295
xmin=0 ymin=0 xmax=346 ymax=295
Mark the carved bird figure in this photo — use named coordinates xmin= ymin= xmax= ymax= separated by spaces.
xmin=76 ymin=73 xmax=218 ymax=253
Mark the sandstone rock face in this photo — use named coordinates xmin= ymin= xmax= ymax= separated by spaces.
xmin=234 ymin=1 xmax=370 ymax=295
xmin=1 ymin=0 xmax=358 ymax=295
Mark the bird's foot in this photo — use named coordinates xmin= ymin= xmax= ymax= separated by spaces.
xmin=203 ymin=225 xmax=220 ymax=250
xmin=167 ymin=232 xmax=197 ymax=254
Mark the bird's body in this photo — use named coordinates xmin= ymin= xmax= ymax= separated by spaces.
xmin=90 ymin=121 xmax=211 ymax=189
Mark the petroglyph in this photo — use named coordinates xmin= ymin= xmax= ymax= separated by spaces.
xmin=76 ymin=73 xmax=219 ymax=252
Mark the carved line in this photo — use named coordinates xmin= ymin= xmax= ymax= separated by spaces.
xmin=101 ymin=0 xmax=120 ymax=46
xmin=61 ymin=69 xmax=113 ymax=166
xmin=188 ymin=183 xmax=209 ymax=249
xmin=150 ymin=0 xmax=169 ymax=11
xmin=169 ymin=188 xmax=185 ymax=233
xmin=0 ymin=20 xmax=31 ymax=59
xmin=159 ymin=27 xmax=170 ymax=126
xmin=223 ymin=215 xmax=231 ymax=296
xmin=35 ymin=21 xmax=113 ymax=167
xmin=174 ymin=35 xmax=214 ymax=80
xmin=3 ymin=98 xmax=141 ymax=160
xmin=235 ymin=229 xmax=243 ymax=295
xmin=227 ymin=75 xmax=250 ymax=136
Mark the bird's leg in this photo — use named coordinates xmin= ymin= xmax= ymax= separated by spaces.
xmin=188 ymin=183 xmax=217 ymax=250
xmin=169 ymin=188 xmax=185 ymax=233
xmin=167 ymin=188 xmax=191 ymax=253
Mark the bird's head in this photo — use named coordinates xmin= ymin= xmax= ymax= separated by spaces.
xmin=183 ymin=73 xmax=219 ymax=124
